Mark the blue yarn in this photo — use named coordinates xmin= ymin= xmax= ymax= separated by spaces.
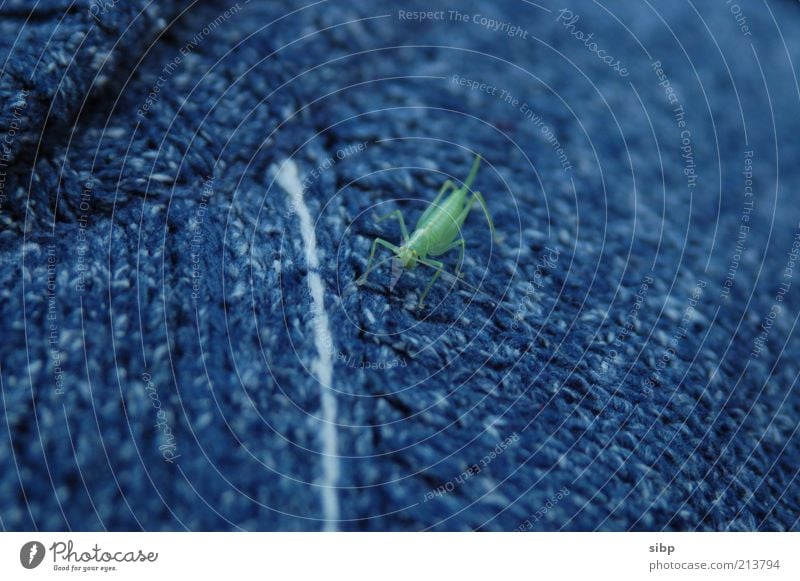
xmin=0 ymin=0 xmax=798 ymax=531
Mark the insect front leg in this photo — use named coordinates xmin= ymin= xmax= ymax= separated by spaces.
xmin=376 ymin=209 xmax=410 ymax=242
xmin=357 ymin=238 xmax=400 ymax=285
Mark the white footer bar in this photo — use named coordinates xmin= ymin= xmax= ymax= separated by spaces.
xmin=1 ymin=532 xmax=797 ymax=580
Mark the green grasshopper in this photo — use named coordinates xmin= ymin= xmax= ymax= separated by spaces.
xmin=357 ymin=154 xmax=495 ymax=307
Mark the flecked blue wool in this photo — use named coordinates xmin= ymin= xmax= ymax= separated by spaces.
xmin=0 ymin=0 xmax=798 ymax=531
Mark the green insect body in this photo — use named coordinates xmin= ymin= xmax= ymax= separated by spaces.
xmin=357 ymin=154 xmax=495 ymax=307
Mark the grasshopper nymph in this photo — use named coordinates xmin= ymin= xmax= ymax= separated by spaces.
xmin=357 ymin=154 xmax=495 ymax=307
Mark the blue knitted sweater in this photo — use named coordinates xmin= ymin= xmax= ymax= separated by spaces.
xmin=1 ymin=0 xmax=798 ymax=531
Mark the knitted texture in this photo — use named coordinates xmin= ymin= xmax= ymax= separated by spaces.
xmin=1 ymin=0 xmax=798 ymax=531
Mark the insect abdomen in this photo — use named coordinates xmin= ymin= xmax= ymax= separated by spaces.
xmin=419 ymin=201 xmax=465 ymax=256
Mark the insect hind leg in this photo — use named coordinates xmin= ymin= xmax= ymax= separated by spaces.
xmin=468 ymin=190 xmax=496 ymax=240
xmin=450 ymin=238 xmax=466 ymax=277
